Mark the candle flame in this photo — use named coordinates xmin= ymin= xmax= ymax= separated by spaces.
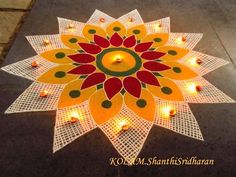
xmin=187 ymin=83 xmax=197 ymax=94
xmin=154 ymin=23 xmax=161 ymax=31
xmin=118 ymin=119 xmax=130 ymax=131
xmin=43 ymin=39 xmax=50 ymax=45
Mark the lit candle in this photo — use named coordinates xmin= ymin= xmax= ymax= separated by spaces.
xmin=40 ymin=90 xmax=48 ymax=97
xmin=70 ymin=111 xmax=81 ymax=123
xmin=169 ymin=109 xmax=177 ymax=117
xmin=115 ymin=58 xmax=122 ymax=63
xmin=181 ymin=36 xmax=187 ymax=42
xmin=128 ymin=17 xmax=133 ymax=22
xmin=114 ymin=55 xmax=123 ymax=63
xmin=195 ymin=85 xmax=202 ymax=92
xmin=162 ymin=106 xmax=176 ymax=118
xmin=99 ymin=18 xmax=105 ymax=23
xmin=196 ymin=58 xmax=202 ymax=65
xmin=154 ymin=23 xmax=161 ymax=31
xmin=176 ymin=36 xmax=186 ymax=44
xmin=43 ymin=39 xmax=50 ymax=45
xmin=187 ymin=83 xmax=202 ymax=93
xmin=157 ymin=22 xmax=161 ymax=28
xmin=31 ymin=61 xmax=39 ymax=68
xmin=70 ymin=117 xmax=78 ymax=123
xmin=119 ymin=120 xmax=130 ymax=131
xmin=68 ymin=23 xmax=75 ymax=29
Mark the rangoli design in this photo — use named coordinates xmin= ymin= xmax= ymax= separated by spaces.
xmin=2 ymin=10 xmax=235 ymax=164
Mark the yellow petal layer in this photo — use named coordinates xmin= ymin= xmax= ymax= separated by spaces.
xmin=124 ymin=89 xmax=155 ymax=122
xmin=89 ymin=89 xmax=123 ymax=125
xmin=156 ymin=46 xmax=189 ymax=61
xmin=142 ymin=33 xmax=169 ymax=48
xmin=160 ymin=62 xmax=198 ymax=80
xmin=61 ymin=35 xmax=88 ymax=50
xmin=58 ymin=79 xmax=96 ymax=108
xmin=127 ymin=24 xmax=147 ymax=41
xmin=147 ymin=77 xmax=184 ymax=101
xmin=106 ymin=21 xmax=126 ymax=37
xmin=83 ymin=24 xmax=107 ymax=41
xmin=37 ymin=65 xmax=77 ymax=84
xmin=40 ymin=49 xmax=76 ymax=64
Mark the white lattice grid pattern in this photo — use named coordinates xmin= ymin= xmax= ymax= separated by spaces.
xmin=53 ymin=102 xmax=97 ymax=152
xmin=179 ymin=51 xmax=229 ymax=76
xmin=26 ymin=34 xmax=66 ymax=53
xmin=100 ymin=106 xmax=153 ymax=165
xmin=86 ymin=9 xmax=115 ymax=28
xmin=154 ymin=98 xmax=203 ymax=140
xmin=5 ymin=82 xmax=64 ymax=114
xmin=118 ymin=9 xmax=144 ymax=28
xmin=166 ymin=33 xmax=203 ymax=50
xmin=175 ymin=77 xmax=235 ymax=103
xmin=1 ymin=55 xmax=57 ymax=81
xmin=57 ymin=17 xmax=85 ymax=35
xmin=145 ymin=17 xmax=170 ymax=34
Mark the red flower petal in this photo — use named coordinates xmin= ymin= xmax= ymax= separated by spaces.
xmin=135 ymin=42 xmax=153 ymax=52
xmin=94 ymin=35 xmax=110 ymax=48
xmin=143 ymin=61 xmax=171 ymax=71
xmin=123 ymin=77 xmax=141 ymax=98
xmin=68 ymin=53 xmax=95 ymax=63
xmin=123 ymin=35 xmax=136 ymax=48
xmin=68 ymin=64 xmax=96 ymax=75
xmin=104 ymin=77 xmax=122 ymax=99
xmin=81 ymin=72 xmax=106 ymax=89
xmin=141 ymin=51 xmax=166 ymax=60
xmin=110 ymin=32 xmax=123 ymax=47
xmin=78 ymin=43 xmax=102 ymax=54
xmin=136 ymin=70 xmax=160 ymax=86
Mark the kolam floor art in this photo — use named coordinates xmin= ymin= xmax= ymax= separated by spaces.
xmin=1 ymin=8 xmax=236 ymax=168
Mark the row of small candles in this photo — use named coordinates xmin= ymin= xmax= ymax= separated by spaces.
xmin=41 ymin=32 xmax=187 ymax=48
xmin=37 ymin=85 xmax=202 ymax=131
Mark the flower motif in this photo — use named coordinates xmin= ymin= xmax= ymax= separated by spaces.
xmin=1 ymin=10 xmax=234 ymax=165
xmin=37 ymin=20 xmax=199 ymax=124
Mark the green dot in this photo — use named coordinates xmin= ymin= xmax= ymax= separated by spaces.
xmin=54 ymin=71 xmax=66 ymax=78
xmin=69 ymin=90 xmax=81 ymax=98
xmin=69 ymin=38 xmax=78 ymax=43
xmin=120 ymin=89 xmax=126 ymax=95
xmin=136 ymin=99 xmax=147 ymax=108
xmin=153 ymin=38 xmax=162 ymax=42
xmin=161 ymin=87 xmax=173 ymax=95
xmin=96 ymin=84 xmax=103 ymax=90
xmin=88 ymin=29 xmax=96 ymax=34
xmin=101 ymin=100 xmax=112 ymax=108
xmin=173 ymin=67 xmax=182 ymax=73
xmin=133 ymin=29 xmax=140 ymax=34
xmin=113 ymin=27 xmax=121 ymax=31
xmin=168 ymin=50 xmax=177 ymax=56
xmin=55 ymin=52 xmax=65 ymax=59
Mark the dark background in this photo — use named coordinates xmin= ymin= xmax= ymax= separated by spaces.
xmin=0 ymin=0 xmax=236 ymax=176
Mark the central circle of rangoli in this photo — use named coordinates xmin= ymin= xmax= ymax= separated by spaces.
xmin=96 ymin=48 xmax=142 ymax=77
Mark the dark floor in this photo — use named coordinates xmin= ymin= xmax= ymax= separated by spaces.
xmin=0 ymin=0 xmax=236 ymax=177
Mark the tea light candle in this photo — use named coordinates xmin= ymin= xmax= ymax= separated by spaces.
xmin=31 ymin=61 xmax=39 ymax=68
xmin=169 ymin=109 xmax=177 ymax=117
xmin=119 ymin=120 xmax=130 ymax=131
xmin=68 ymin=23 xmax=75 ymax=29
xmin=99 ymin=18 xmax=105 ymax=23
xmin=196 ymin=58 xmax=202 ymax=65
xmin=43 ymin=39 xmax=50 ymax=45
xmin=40 ymin=90 xmax=48 ymax=97
xmin=128 ymin=17 xmax=133 ymax=22
xmin=70 ymin=117 xmax=79 ymax=123
xmin=195 ymin=85 xmax=202 ymax=92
